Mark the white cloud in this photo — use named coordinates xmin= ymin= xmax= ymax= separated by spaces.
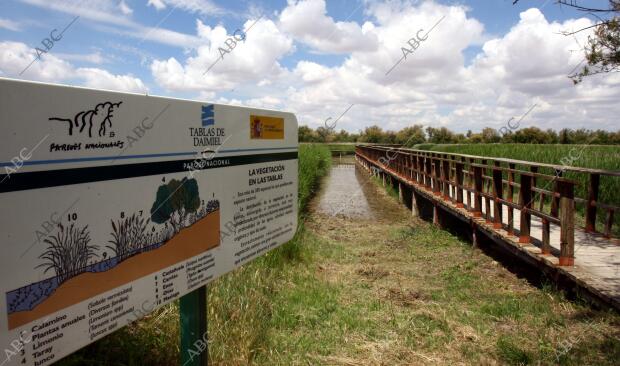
xmin=279 ymin=0 xmax=486 ymax=131
xmin=55 ymin=51 xmax=107 ymax=64
xmin=76 ymin=67 xmax=147 ymax=93
xmin=0 ymin=18 xmax=21 ymax=31
xmin=150 ymin=17 xmax=294 ymax=92
xmin=19 ymin=0 xmax=135 ymax=27
xmin=18 ymin=0 xmax=202 ymax=49
xmin=119 ymin=0 xmax=133 ymax=15
xmin=148 ymin=0 xmax=166 ymax=10
xmin=294 ymin=61 xmax=333 ymax=83
xmin=0 ymin=41 xmax=73 ymax=82
xmin=279 ymin=0 xmax=378 ymax=54
xmin=278 ymin=3 xmax=619 ymax=133
xmin=11 ymin=0 xmax=620 ymax=133
xmin=145 ymin=0 xmax=224 ymax=16
xmin=0 ymin=41 xmax=148 ymax=93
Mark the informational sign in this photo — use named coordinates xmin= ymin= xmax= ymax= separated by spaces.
xmin=0 ymin=78 xmax=298 ymax=366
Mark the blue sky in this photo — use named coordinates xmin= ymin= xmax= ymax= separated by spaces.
xmin=0 ymin=0 xmax=618 ymax=132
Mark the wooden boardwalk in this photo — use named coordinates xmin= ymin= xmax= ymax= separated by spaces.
xmin=356 ymin=146 xmax=620 ymax=310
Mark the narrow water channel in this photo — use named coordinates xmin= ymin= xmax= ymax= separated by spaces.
xmin=315 ymin=157 xmax=399 ymax=220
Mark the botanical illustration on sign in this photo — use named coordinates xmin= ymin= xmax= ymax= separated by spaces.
xmin=6 ymin=177 xmax=220 ymax=329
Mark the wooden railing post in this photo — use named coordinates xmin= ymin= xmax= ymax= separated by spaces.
xmin=407 ymin=153 xmax=414 ymax=181
xmin=433 ymin=155 xmax=442 ymax=195
xmin=507 ymin=163 xmax=515 ymax=236
xmin=456 ymin=161 xmax=464 ymax=208
xmin=558 ymin=181 xmax=575 ymax=266
xmin=519 ymin=173 xmax=532 ymax=244
xmin=492 ymin=162 xmax=503 ymax=229
xmin=542 ymin=217 xmax=551 ymax=255
xmin=605 ymin=210 xmax=615 ymax=238
xmin=442 ymin=156 xmax=450 ymax=201
xmin=482 ymin=160 xmax=491 ymax=222
xmin=467 ymin=158 xmax=474 ymax=211
xmin=473 ymin=166 xmax=483 ymax=217
xmin=418 ymin=155 xmax=424 ymax=184
xmin=585 ymin=173 xmax=599 ymax=232
xmin=551 ymin=170 xmax=561 ymax=218
xmin=425 ymin=155 xmax=432 ymax=190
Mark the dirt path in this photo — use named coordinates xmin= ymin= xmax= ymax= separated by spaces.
xmin=289 ymin=162 xmax=620 ymax=365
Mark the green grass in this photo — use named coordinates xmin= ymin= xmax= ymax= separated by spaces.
xmin=415 ymin=143 xmax=620 ymax=171
xmin=325 ymin=143 xmax=356 ymax=150
xmin=317 ymin=143 xmax=356 ymax=155
xmin=416 ymin=143 xmax=620 ymax=234
xmin=298 ymin=144 xmax=332 ymax=211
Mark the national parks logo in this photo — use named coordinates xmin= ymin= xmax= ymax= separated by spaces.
xmin=49 ymin=101 xmax=122 ymax=138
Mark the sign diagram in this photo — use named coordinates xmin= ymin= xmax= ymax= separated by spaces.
xmin=0 ymin=78 xmax=298 ymax=366
xmin=6 ymin=177 xmax=220 ymax=330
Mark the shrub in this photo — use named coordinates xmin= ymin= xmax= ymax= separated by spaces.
xmin=107 ymin=214 xmax=149 ymax=261
xmin=37 ymin=223 xmax=98 ymax=283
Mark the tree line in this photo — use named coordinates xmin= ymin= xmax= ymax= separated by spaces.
xmin=299 ymin=125 xmax=620 ymax=146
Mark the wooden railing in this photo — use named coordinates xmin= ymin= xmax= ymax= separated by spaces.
xmin=356 ymin=145 xmax=620 ymax=266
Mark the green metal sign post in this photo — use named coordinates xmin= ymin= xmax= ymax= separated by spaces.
xmin=180 ymin=285 xmax=208 ymax=366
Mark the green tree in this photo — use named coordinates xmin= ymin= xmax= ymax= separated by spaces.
xmin=334 ymin=129 xmax=351 ymax=142
xmin=481 ymin=127 xmax=501 ymax=143
xmin=470 ymin=133 xmax=483 ymax=143
xmin=559 ymin=129 xmax=571 ymax=144
xmin=315 ymin=126 xmax=331 ymax=142
xmin=150 ymin=178 xmax=200 ymax=233
xmin=426 ymin=127 xmax=457 ymax=143
xmin=298 ymin=125 xmax=317 ymax=142
xmin=511 ymin=127 xmax=553 ymax=144
xmin=396 ymin=125 xmax=426 ymax=146
xmin=359 ymin=125 xmax=385 ymax=143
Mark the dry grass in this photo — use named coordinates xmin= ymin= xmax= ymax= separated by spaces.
xmin=279 ymin=174 xmax=620 ymax=365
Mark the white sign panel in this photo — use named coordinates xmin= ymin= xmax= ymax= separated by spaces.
xmin=0 ymin=78 xmax=298 ymax=366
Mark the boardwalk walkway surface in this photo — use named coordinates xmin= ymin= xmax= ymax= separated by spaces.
xmin=355 ymin=146 xmax=620 ymax=310
xmin=473 ymin=191 xmax=619 ymax=308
